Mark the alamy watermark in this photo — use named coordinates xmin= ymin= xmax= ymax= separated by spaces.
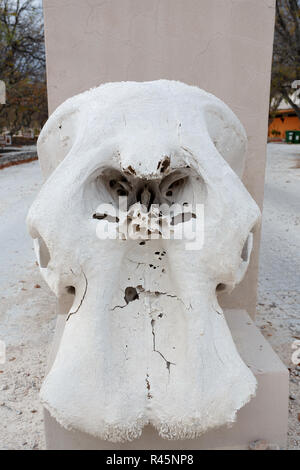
xmin=94 ymin=199 xmax=204 ymax=251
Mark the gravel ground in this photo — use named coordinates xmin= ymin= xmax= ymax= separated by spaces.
xmin=0 ymin=161 xmax=55 ymax=450
xmin=0 ymin=144 xmax=299 ymax=450
xmin=256 ymin=143 xmax=300 ymax=450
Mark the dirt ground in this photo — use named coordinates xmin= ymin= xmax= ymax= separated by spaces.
xmin=256 ymin=143 xmax=300 ymax=450
xmin=0 ymin=143 xmax=299 ymax=450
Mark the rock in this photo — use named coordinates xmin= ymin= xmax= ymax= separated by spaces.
xmin=289 ymin=394 xmax=296 ymax=400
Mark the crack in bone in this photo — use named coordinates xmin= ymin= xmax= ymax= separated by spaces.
xmin=151 ymin=319 xmax=175 ymax=373
xmin=127 ymin=259 xmax=147 ymax=268
xmin=135 ymin=285 xmax=186 ymax=306
xmin=145 ymin=374 xmax=152 ymax=399
xmin=66 ymin=273 xmax=88 ymax=322
xmin=111 ymin=283 xmax=188 ymax=313
xmin=111 ymin=286 xmax=139 ymax=310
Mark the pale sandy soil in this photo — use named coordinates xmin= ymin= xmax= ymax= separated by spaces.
xmin=0 ymin=161 xmax=55 ymax=450
xmin=0 ymin=144 xmax=299 ymax=450
xmin=256 ymin=143 xmax=300 ymax=450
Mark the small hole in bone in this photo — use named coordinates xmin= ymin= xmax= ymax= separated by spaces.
xmin=124 ymin=287 xmax=139 ymax=304
xmin=170 ymin=212 xmax=195 ymax=226
xmin=109 ymin=180 xmax=116 ymax=188
xmin=216 ymin=283 xmax=227 ymax=292
xmin=93 ymin=213 xmax=107 ymax=220
xmin=160 ymin=156 xmax=170 ymax=173
xmin=93 ymin=213 xmax=119 ymax=223
xmin=166 ymin=190 xmax=173 ymax=197
xmin=66 ymin=286 xmax=76 ymax=295
xmin=117 ymin=188 xmax=128 ymax=196
xmin=126 ymin=165 xmax=136 ymax=175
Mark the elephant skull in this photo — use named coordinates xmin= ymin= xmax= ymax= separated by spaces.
xmin=27 ymin=80 xmax=260 ymax=442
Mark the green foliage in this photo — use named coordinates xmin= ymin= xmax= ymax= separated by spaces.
xmin=271 ymin=128 xmax=281 ymax=136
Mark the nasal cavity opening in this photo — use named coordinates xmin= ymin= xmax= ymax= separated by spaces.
xmin=136 ymin=185 xmax=155 ymax=211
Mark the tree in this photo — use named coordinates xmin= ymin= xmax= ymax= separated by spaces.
xmin=270 ymin=0 xmax=300 ymax=120
xmin=0 ymin=0 xmax=48 ymax=135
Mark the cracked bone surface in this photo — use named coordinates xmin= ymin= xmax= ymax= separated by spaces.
xmin=27 ymin=80 xmax=261 ymax=442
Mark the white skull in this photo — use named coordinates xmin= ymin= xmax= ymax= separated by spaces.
xmin=27 ymin=80 xmax=261 ymax=442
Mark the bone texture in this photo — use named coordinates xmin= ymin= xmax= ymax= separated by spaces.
xmin=27 ymin=80 xmax=261 ymax=442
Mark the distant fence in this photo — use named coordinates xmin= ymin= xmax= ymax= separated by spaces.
xmin=0 ymin=135 xmax=12 ymax=146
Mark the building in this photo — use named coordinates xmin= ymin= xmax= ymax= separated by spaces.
xmin=268 ymin=91 xmax=300 ymax=141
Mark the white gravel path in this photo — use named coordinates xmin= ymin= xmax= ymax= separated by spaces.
xmin=0 ymin=161 xmax=55 ymax=450
xmin=0 ymin=144 xmax=299 ymax=450
xmin=256 ymin=143 xmax=300 ymax=450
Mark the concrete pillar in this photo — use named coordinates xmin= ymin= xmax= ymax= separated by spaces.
xmin=41 ymin=0 xmax=287 ymax=451
xmin=43 ymin=0 xmax=276 ymax=318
